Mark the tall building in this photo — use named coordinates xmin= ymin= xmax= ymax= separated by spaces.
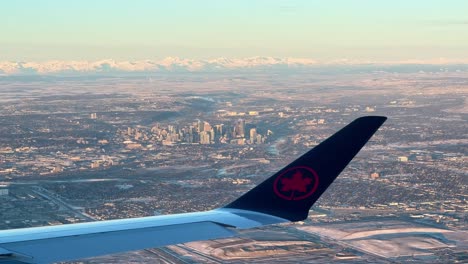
xmin=185 ymin=132 xmax=193 ymax=143
xmin=134 ymin=130 xmax=142 ymax=140
xmin=168 ymin=125 xmax=175 ymax=133
xmin=199 ymin=131 xmax=211 ymax=144
xmin=256 ymin=134 xmax=263 ymax=144
xmin=215 ymin=124 xmax=224 ymax=140
xmin=234 ymin=119 xmax=245 ymax=138
xmin=249 ymin=128 xmax=257 ymax=143
xmin=203 ymin=121 xmax=212 ymax=132
xmin=208 ymin=129 xmax=215 ymax=143
xmin=197 ymin=120 xmax=203 ymax=132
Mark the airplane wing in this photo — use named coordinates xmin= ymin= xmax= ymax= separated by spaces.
xmin=0 ymin=116 xmax=386 ymax=264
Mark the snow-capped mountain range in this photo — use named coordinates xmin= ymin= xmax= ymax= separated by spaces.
xmin=1 ymin=57 xmax=467 ymax=75
xmin=0 ymin=57 xmax=319 ymax=75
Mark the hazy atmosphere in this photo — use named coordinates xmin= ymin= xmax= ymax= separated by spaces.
xmin=0 ymin=1 xmax=466 ymax=264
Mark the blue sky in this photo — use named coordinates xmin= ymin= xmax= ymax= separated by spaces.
xmin=1 ymin=0 xmax=467 ymax=61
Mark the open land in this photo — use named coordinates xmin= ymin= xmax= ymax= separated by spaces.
xmin=0 ymin=67 xmax=466 ymax=263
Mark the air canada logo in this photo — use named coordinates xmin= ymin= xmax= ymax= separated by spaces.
xmin=273 ymin=166 xmax=319 ymax=201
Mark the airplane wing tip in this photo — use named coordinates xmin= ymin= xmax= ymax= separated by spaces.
xmin=225 ymin=116 xmax=387 ymax=222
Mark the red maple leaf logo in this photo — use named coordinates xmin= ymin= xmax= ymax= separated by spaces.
xmin=281 ymin=170 xmax=312 ymax=193
xmin=273 ymin=166 xmax=319 ymax=201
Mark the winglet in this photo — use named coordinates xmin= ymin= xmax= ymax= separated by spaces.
xmin=224 ymin=116 xmax=387 ymax=221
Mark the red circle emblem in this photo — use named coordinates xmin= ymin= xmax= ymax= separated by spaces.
xmin=273 ymin=166 xmax=319 ymax=201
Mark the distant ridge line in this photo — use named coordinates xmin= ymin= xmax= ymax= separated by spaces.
xmin=1 ymin=57 xmax=468 ymax=75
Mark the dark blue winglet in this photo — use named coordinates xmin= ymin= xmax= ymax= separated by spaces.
xmin=224 ymin=116 xmax=387 ymax=221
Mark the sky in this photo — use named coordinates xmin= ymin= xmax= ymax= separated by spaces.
xmin=1 ymin=0 xmax=468 ymax=62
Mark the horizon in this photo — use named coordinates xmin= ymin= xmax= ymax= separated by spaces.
xmin=2 ymin=56 xmax=468 ymax=76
